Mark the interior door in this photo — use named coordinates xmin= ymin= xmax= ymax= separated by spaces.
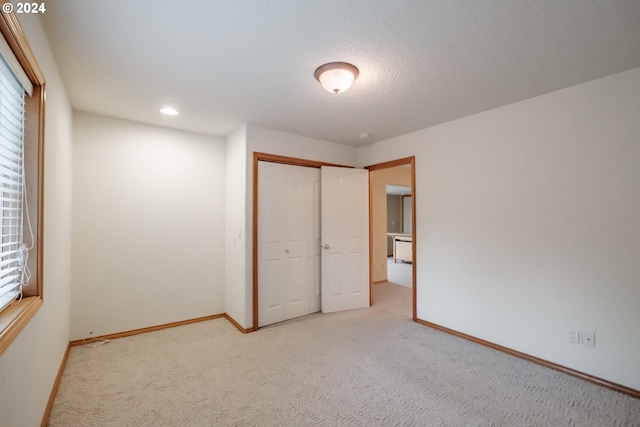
xmin=258 ymin=161 xmax=320 ymax=327
xmin=320 ymin=166 xmax=370 ymax=313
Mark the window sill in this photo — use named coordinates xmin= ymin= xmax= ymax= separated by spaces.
xmin=0 ymin=296 xmax=42 ymax=356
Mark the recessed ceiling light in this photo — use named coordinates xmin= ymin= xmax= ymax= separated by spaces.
xmin=160 ymin=107 xmax=179 ymax=116
xmin=359 ymin=132 xmax=371 ymax=139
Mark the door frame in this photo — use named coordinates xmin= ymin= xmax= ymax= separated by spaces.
xmin=252 ymin=152 xmax=352 ymax=331
xmin=365 ymin=157 xmax=417 ymax=321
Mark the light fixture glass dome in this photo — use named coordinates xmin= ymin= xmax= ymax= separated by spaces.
xmin=314 ymin=62 xmax=359 ymax=94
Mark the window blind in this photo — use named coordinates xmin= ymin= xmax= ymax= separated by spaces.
xmin=0 ymin=53 xmax=27 ymax=313
xmin=0 ymin=31 xmax=32 ymax=96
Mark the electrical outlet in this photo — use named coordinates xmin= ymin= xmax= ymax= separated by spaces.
xmin=582 ymin=331 xmax=595 ymax=348
xmin=569 ymin=329 xmax=580 ymax=344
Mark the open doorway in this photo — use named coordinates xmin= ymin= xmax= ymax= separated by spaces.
xmin=367 ymin=157 xmax=416 ymax=320
xmin=386 ymin=185 xmax=412 ymax=287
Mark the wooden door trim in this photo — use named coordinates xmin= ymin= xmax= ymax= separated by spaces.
xmin=252 ymin=152 xmax=352 ymax=331
xmin=365 ymin=156 xmax=417 ymax=321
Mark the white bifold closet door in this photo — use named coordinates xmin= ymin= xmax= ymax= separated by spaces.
xmin=258 ymin=162 xmax=369 ymax=328
xmin=258 ymin=161 xmax=321 ymax=327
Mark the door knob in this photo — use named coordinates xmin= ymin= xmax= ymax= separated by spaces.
xmin=322 ymin=244 xmax=330 ymax=250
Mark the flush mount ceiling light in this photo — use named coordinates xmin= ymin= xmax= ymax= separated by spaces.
xmin=160 ymin=106 xmax=179 ymax=116
xmin=314 ymin=62 xmax=359 ymax=94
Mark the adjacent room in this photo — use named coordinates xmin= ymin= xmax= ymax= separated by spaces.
xmin=1 ymin=1 xmax=639 ymax=425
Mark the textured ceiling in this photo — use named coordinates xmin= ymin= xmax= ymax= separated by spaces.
xmin=40 ymin=0 xmax=640 ymax=146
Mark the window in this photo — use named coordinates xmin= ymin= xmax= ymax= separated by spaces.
xmin=0 ymin=52 xmax=27 ymax=313
xmin=0 ymin=7 xmax=45 ymax=356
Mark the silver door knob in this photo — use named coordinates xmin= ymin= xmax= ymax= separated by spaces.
xmin=322 ymin=244 xmax=330 ymax=249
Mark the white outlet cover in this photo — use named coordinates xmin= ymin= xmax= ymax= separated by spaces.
xmin=583 ymin=331 xmax=596 ymax=347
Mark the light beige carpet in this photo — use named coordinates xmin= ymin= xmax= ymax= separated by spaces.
xmin=48 ymin=283 xmax=639 ymax=426
xmin=387 ymin=256 xmax=412 ymax=287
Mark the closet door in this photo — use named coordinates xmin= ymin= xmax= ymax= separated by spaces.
xmin=258 ymin=161 xmax=319 ymax=327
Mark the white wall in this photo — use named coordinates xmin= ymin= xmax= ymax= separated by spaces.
xmin=247 ymin=126 xmax=358 ymax=165
xmin=0 ymin=15 xmax=73 ymax=427
xmin=359 ymin=67 xmax=640 ymax=390
xmin=71 ymin=112 xmax=226 ymax=340
xmin=224 ymin=125 xmax=248 ymax=327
